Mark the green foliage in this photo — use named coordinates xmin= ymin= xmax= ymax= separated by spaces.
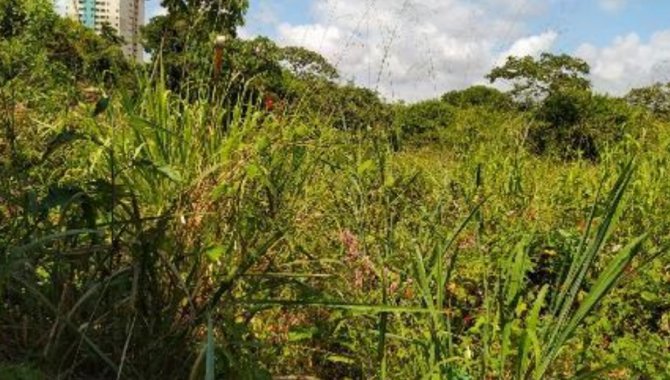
xmin=0 ymin=0 xmax=131 ymax=93
xmin=528 ymin=89 xmax=597 ymax=159
xmin=442 ymin=85 xmax=513 ymax=109
xmin=0 ymin=0 xmax=29 ymax=39
xmin=160 ymin=0 xmax=248 ymax=36
xmin=487 ymin=53 xmax=591 ymax=103
xmin=279 ymin=46 xmax=339 ymax=81
xmin=396 ymin=99 xmax=454 ymax=137
xmin=283 ymin=76 xmax=390 ymax=131
xmin=0 ymin=364 xmax=44 ymax=380
xmin=99 ymin=22 xmax=125 ymax=45
xmin=142 ymin=15 xmax=340 ymax=117
xmin=528 ymin=90 xmax=639 ymax=160
xmin=626 ymin=82 xmax=670 ymax=120
xmin=1 ymin=4 xmax=669 ymax=379
xmin=142 ymin=0 xmax=250 ymax=93
xmin=329 ymin=85 xmax=391 ymax=130
xmin=2 ymin=72 xmax=669 ymax=378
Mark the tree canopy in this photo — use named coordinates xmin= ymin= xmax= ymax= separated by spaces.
xmin=160 ymin=0 xmax=249 ymax=36
xmin=0 ymin=0 xmax=131 ymax=95
xmin=626 ymin=82 xmax=670 ymax=120
xmin=487 ymin=53 xmax=591 ymax=103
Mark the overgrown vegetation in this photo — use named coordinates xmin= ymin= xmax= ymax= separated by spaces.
xmin=1 ymin=1 xmax=669 ymax=379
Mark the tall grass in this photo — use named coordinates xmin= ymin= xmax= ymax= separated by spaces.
xmin=2 ymin=62 xmax=669 ymax=379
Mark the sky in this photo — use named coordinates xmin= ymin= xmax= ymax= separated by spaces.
xmin=143 ymin=0 xmax=670 ymax=100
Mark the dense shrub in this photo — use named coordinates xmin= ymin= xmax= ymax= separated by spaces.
xmin=441 ymin=85 xmax=513 ymax=109
xmin=283 ymin=77 xmax=391 ymax=131
xmin=528 ymin=90 xmax=638 ymax=160
xmin=395 ymin=99 xmax=454 ymax=137
xmin=332 ymin=85 xmax=392 ymax=130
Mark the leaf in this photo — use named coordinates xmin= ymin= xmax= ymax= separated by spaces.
xmin=205 ymin=246 xmax=226 ymax=262
xmin=542 ymin=161 xmax=634 ymax=369
xmin=255 ymin=135 xmax=271 ymax=152
xmin=156 ymin=165 xmax=183 ymax=183
xmin=357 ymin=159 xmax=375 ymax=176
xmin=536 ymin=234 xmax=646 ymax=378
xmin=205 ymin=315 xmax=215 ymax=380
xmin=92 ymin=96 xmax=110 ymax=117
xmin=245 ymin=163 xmax=262 ymax=179
xmin=640 ymin=291 xmax=659 ymax=303
xmin=288 ymin=327 xmax=317 ymax=342
xmin=384 ymin=174 xmax=396 ymax=188
xmin=9 ymin=229 xmax=102 ymax=256
xmin=326 ymin=355 xmax=355 ymax=364
xmin=517 ymin=285 xmax=548 ymax=378
xmin=506 ymin=239 xmax=530 ymax=306
xmin=561 ymin=235 xmax=646 ymax=342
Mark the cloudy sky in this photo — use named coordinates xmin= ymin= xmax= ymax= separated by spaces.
xmin=140 ymin=0 xmax=670 ymax=101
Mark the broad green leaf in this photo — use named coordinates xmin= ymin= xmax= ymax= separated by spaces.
xmin=157 ymin=165 xmax=183 ymax=183
xmin=205 ymin=246 xmax=226 ymax=262
xmin=357 ymin=159 xmax=375 ymax=176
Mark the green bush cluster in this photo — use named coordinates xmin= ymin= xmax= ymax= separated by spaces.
xmin=442 ymin=85 xmax=514 ymax=109
xmin=529 ymin=90 xmax=641 ymax=160
xmin=395 ymin=99 xmax=454 ymax=137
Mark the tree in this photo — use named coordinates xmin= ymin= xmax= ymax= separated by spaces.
xmin=487 ymin=53 xmax=591 ymax=103
xmin=279 ymin=46 xmax=339 ymax=81
xmin=486 ymin=53 xmax=638 ymax=161
xmin=0 ymin=0 xmax=132 ymax=102
xmin=625 ymin=82 xmax=670 ymax=120
xmin=160 ymin=0 xmax=248 ymax=36
xmin=100 ymin=22 xmax=125 ymax=45
xmin=142 ymin=0 xmax=250 ymax=93
xmin=396 ymin=99 xmax=454 ymax=136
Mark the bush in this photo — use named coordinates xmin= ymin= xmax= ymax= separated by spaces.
xmin=284 ymin=78 xmax=391 ymax=131
xmin=396 ymin=99 xmax=454 ymax=137
xmin=329 ymin=85 xmax=391 ymax=131
xmin=528 ymin=90 xmax=637 ymax=160
xmin=441 ymin=85 xmax=513 ymax=109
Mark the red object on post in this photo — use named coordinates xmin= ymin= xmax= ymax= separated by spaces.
xmin=213 ymin=35 xmax=227 ymax=80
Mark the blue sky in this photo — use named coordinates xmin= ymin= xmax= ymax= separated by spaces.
xmin=141 ymin=0 xmax=670 ymax=100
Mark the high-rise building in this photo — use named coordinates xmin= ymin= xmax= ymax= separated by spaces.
xmin=65 ymin=0 xmax=144 ymax=62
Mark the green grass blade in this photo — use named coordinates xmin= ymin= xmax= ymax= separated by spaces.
xmin=536 ymin=234 xmax=646 ymax=378
xmin=205 ymin=315 xmax=215 ymax=380
xmin=517 ymin=284 xmax=548 ymax=378
xmin=543 ymin=161 xmax=634 ymax=361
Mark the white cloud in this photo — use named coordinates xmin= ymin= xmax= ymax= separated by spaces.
xmin=274 ymin=0 xmax=555 ymax=101
xmin=498 ymin=30 xmax=558 ymax=64
xmin=575 ymin=30 xmax=670 ymax=95
xmin=277 ymin=23 xmax=343 ymax=59
xmin=599 ymin=0 xmax=628 ymax=12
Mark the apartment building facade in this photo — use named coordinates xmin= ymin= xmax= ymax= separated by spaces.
xmin=65 ymin=0 xmax=144 ymax=61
